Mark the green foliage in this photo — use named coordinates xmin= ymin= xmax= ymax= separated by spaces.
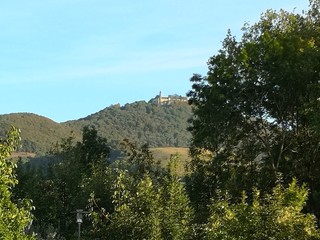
xmin=161 ymin=156 xmax=194 ymax=240
xmin=0 ymin=126 xmax=34 ymax=239
xmin=65 ymin=101 xmax=192 ymax=149
xmin=187 ymin=0 xmax=320 ymax=218
xmin=89 ymin=145 xmax=193 ymax=240
xmin=0 ymin=113 xmax=80 ymax=154
xmin=0 ymin=101 xmax=192 ymax=154
xmin=206 ymin=179 xmax=320 ymax=240
xmin=15 ymin=125 xmax=320 ymax=239
xmin=119 ymin=139 xmax=163 ymax=178
xmin=108 ymin=172 xmax=162 ymax=240
xmin=105 ymin=171 xmax=193 ymax=240
xmin=15 ymin=126 xmax=111 ymax=239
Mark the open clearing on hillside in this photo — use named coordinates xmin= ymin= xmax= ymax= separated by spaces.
xmin=151 ymin=147 xmax=190 ymax=175
xmin=11 ymin=152 xmax=36 ymax=159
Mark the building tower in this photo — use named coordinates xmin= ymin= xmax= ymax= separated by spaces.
xmin=158 ymin=91 xmax=162 ymax=105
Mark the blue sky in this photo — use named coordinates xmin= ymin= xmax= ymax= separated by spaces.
xmin=0 ymin=1 xmax=309 ymax=122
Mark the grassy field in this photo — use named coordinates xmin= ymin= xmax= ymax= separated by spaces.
xmin=151 ymin=147 xmax=190 ymax=175
xmin=11 ymin=152 xmax=36 ymax=159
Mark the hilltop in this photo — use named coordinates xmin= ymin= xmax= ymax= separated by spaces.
xmin=64 ymin=101 xmax=192 ymax=148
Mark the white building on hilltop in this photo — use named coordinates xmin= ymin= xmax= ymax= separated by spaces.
xmin=150 ymin=91 xmax=188 ymax=105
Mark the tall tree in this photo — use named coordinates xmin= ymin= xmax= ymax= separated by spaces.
xmin=187 ymin=0 xmax=320 ymax=218
xmin=0 ymin=127 xmax=34 ymax=239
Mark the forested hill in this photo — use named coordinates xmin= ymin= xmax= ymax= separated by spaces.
xmin=0 ymin=113 xmax=80 ymax=154
xmin=0 ymin=101 xmax=192 ymax=154
xmin=63 ymin=101 xmax=192 ymax=148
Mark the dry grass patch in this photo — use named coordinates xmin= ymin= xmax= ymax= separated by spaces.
xmin=10 ymin=152 xmax=36 ymax=159
xmin=150 ymin=147 xmax=190 ymax=176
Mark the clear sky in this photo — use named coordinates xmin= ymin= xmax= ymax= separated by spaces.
xmin=0 ymin=0 xmax=309 ymax=122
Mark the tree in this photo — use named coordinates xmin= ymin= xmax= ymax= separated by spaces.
xmin=0 ymin=126 xmax=34 ymax=239
xmin=108 ymin=172 xmax=162 ymax=240
xmin=205 ymin=179 xmax=320 ymax=239
xmin=78 ymin=125 xmax=110 ymax=171
xmin=187 ymin=0 xmax=320 ymax=218
xmin=119 ymin=139 xmax=163 ymax=180
xmin=160 ymin=155 xmax=194 ymax=240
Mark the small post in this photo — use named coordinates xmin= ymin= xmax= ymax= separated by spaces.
xmin=74 ymin=209 xmax=89 ymax=240
xmin=78 ymin=222 xmax=81 ymax=240
xmin=76 ymin=209 xmax=83 ymax=240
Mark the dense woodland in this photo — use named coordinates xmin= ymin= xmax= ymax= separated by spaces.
xmin=0 ymin=101 xmax=192 ymax=154
xmin=1 ymin=1 xmax=320 ymax=239
xmin=65 ymin=101 xmax=192 ymax=148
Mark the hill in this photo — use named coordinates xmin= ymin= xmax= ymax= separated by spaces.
xmin=0 ymin=113 xmax=80 ymax=154
xmin=63 ymin=101 xmax=192 ymax=148
xmin=0 ymin=100 xmax=192 ymax=154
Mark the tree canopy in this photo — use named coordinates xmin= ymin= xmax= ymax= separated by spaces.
xmin=187 ymin=0 xmax=320 ymax=218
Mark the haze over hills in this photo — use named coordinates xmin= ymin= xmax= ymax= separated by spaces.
xmin=0 ymin=95 xmax=192 ymax=155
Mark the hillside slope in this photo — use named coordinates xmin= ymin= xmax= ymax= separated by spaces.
xmin=0 ymin=113 xmax=80 ymax=154
xmin=64 ymin=101 xmax=192 ymax=148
